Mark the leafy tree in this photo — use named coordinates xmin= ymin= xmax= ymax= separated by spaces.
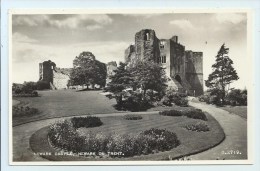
xmin=104 ymin=62 xmax=133 ymax=106
xmin=70 ymin=51 xmax=107 ymax=89
xmin=205 ymin=44 xmax=239 ymax=104
xmin=130 ymin=60 xmax=167 ymax=100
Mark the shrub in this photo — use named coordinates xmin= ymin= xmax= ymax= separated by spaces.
xmin=12 ymin=106 xmax=39 ymax=117
xmin=184 ymin=122 xmax=210 ymax=132
xmin=198 ymin=94 xmax=210 ymax=104
xmin=71 ymin=116 xmax=103 ymax=129
xmin=124 ymin=114 xmax=142 ymax=120
xmin=183 ymin=109 xmax=208 ymax=121
xmin=163 ymin=89 xmax=188 ymax=107
xmin=159 ymin=109 xmax=183 ymax=116
xmin=226 ymin=89 xmax=247 ymax=106
xmin=159 ymin=108 xmax=207 ymax=121
xmin=174 ymin=98 xmax=188 ymax=107
xmin=48 ymin=120 xmax=78 ymax=151
xmin=36 ymin=80 xmax=50 ymax=90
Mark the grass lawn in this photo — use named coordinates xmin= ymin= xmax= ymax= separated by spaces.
xmin=220 ymin=106 xmax=247 ymax=119
xmin=30 ymin=112 xmax=225 ymax=161
xmin=13 ymin=89 xmax=121 ymax=126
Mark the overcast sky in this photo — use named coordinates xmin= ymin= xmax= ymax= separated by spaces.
xmin=12 ymin=13 xmax=248 ymax=89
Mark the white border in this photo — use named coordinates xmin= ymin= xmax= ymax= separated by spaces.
xmin=8 ymin=8 xmax=254 ymax=165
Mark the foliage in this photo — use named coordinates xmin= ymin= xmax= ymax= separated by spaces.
xmin=123 ymin=114 xmax=143 ymax=120
xmin=12 ymin=106 xmax=39 ymax=117
xmin=48 ymin=120 xmax=78 ymax=151
xmin=205 ymin=44 xmax=239 ymax=104
xmin=48 ymin=120 xmax=180 ymax=157
xmin=184 ymin=122 xmax=210 ymax=132
xmin=198 ymin=93 xmax=211 ymax=104
xmin=104 ymin=62 xmax=133 ymax=106
xmin=130 ymin=61 xmax=167 ymax=100
xmin=162 ymin=89 xmax=188 ymax=107
xmin=159 ymin=109 xmax=183 ymax=116
xmin=159 ymin=108 xmax=207 ymax=121
xmin=183 ymin=109 xmax=208 ymax=121
xmin=226 ymin=89 xmax=247 ymax=106
xmin=71 ymin=116 xmax=103 ymax=129
xmin=105 ymin=61 xmax=167 ymax=111
xmin=36 ymin=81 xmax=50 ymax=90
xmin=70 ymin=51 xmax=107 ymax=88
xmin=12 ymin=81 xmax=49 ymax=96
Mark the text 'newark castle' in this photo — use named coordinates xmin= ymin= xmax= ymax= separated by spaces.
xmin=39 ymin=29 xmax=203 ymax=96
xmin=125 ymin=29 xmax=203 ymax=96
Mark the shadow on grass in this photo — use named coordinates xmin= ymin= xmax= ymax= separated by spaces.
xmin=76 ymin=88 xmax=102 ymax=92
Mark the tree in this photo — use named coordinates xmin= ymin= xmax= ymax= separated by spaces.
xmin=104 ymin=62 xmax=133 ymax=106
xmin=70 ymin=51 xmax=107 ymax=89
xmin=205 ymin=44 xmax=239 ymax=104
xmin=130 ymin=60 xmax=167 ymax=100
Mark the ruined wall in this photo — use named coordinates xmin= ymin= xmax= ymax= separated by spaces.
xmin=106 ymin=61 xmax=117 ymax=85
xmin=159 ymin=39 xmax=171 ymax=77
xmin=53 ymin=70 xmax=70 ymax=89
xmin=135 ymin=29 xmax=160 ymax=62
xmin=124 ymin=45 xmax=135 ymax=63
xmin=185 ymin=51 xmax=203 ymax=96
xmin=124 ymin=29 xmax=204 ymax=96
xmin=39 ymin=60 xmax=56 ymax=84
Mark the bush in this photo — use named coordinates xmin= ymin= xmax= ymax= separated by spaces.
xmin=174 ymin=98 xmax=188 ymax=107
xmin=163 ymin=89 xmax=188 ymax=107
xmin=184 ymin=122 xmax=210 ymax=132
xmin=124 ymin=114 xmax=142 ymax=120
xmin=71 ymin=116 xmax=103 ymax=129
xmin=226 ymin=89 xmax=247 ymax=106
xmin=159 ymin=108 xmax=207 ymax=121
xmin=198 ymin=94 xmax=210 ymax=104
xmin=159 ymin=109 xmax=183 ymax=116
xmin=36 ymin=80 xmax=50 ymax=90
xmin=48 ymin=119 xmax=180 ymax=158
xmin=12 ymin=106 xmax=39 ymax=117
xmin=183 ymin=109 xmax=208 ymax=121
xmin=48 ymin=120 xmax=78 ymax=151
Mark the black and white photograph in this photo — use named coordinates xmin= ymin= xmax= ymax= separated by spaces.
xmin=10 ymin=9 xmax=252 ymax=164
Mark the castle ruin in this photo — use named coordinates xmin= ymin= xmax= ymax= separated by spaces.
xmin=125 ymin=29 xmax=203 ymax=96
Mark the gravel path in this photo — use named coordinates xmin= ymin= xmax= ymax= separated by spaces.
xmin=188 ymin=102 xmax=247 ymax=160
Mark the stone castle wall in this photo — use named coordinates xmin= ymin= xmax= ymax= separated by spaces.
xmin=125 ymin=29 xmax=204 ymax=96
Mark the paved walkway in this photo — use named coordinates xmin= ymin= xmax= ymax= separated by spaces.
xmin=188 ymin=102 xmax=247 ymax=160
xmin=12 ymin=102 xmax=247 ymax=161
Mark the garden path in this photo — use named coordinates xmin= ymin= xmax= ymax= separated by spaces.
xmin=188 ymin=101 xmax=248 ymax=160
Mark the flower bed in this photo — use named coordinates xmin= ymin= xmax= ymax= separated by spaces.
xmin=12 ymin=106 xmax=39 ymax=117
xmin=183 ymin=122 xmax=210 ymax=132
xmin=48 ymin=118 xmax=180 ymax=158
xmin=71 ymin=116 xmax=103 ymax=128
xmin=159 ymin=108 xmax=207 ymax=121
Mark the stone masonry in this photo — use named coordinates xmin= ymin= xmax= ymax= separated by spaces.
xmin=125 ymin=29 xmax=203 ymax=96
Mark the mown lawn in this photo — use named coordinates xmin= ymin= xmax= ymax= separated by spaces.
xmin=13 ymin=89 xmax=121 ymax=126
xmin=30 ymin=112 xmax=225 ymax=161
xmin=220 ymin=106 xmax=247 ymax=119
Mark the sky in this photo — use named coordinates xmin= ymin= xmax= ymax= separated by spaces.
xmin=12 ymin=13 xmax=248 ymax=89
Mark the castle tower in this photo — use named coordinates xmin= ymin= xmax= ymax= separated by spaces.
xmin=134 ymin=29 xmax=160 ymax=62
xmin=39 ymin=60 xmax=56 ymax=84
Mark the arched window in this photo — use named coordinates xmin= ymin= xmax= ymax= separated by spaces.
xmin=145 ymin=32 xmax=150 ymax=40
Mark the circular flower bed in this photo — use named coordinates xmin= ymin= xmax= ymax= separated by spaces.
xmin=48 ymin=116 xmax=180 ymax=158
